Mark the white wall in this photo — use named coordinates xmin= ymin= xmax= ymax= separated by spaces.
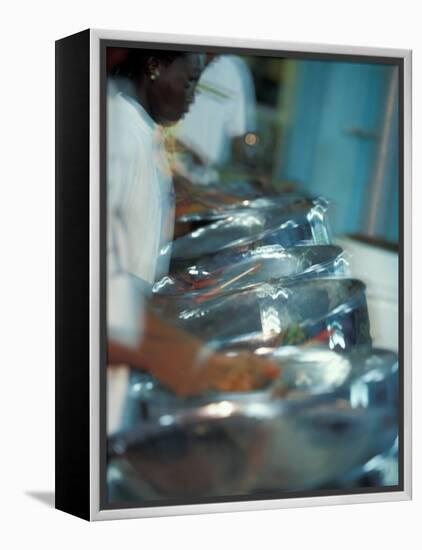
xmin=1 ymin=1 xmax=419 ymax=549
xmin=336 ymin=236 xmax=399 ymax=351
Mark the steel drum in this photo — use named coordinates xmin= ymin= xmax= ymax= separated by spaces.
xmin=155 ymin=245 xmax=347 ymax=298
xmin=152 ymin=278 xmax=372 ymax=353
xmin=107 ymin=348 xmax=398 ymax=502
xmin=168 ymin=199 xmax=331 ymax=264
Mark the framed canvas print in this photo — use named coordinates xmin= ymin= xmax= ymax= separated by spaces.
xmin=55 ymin=28 xmax=412 ymax=521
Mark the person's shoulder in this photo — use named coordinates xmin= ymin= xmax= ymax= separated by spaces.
xmin=223 ymin=55 xmax=253 ymax=80
xmin=214 ymin=55 xmax=247 ymax=72
xmin=109 ymin=94 xmax=151 ymax=151
xmin=209 ymin=55 xmax=252 ymax=91
xmin=109 ymin=93 xmax=139 ymax=124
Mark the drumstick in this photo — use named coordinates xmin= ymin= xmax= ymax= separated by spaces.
xmin=195 ymin=263 xmax=262 ymax=303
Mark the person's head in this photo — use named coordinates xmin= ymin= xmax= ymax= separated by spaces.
xmin=115 ymin=49 xmax=205 ymax=126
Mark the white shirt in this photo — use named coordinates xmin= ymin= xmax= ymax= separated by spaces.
xmin=107 ymin=84 xmax=175 ymax=341
xmin=175 ymin=55 xmax=256 ymax=166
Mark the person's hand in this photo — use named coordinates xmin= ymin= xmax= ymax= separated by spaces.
xmin=151 ymin=347 xmax=281 ymax=397
xmin=201 ymin=351 xmax=280 ymax=393
xmin=108 ymin=310 xmax=281 ymax=397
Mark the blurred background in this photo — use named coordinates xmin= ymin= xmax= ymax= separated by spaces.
xmin=222 ymin=55 xmax=399 ymax=243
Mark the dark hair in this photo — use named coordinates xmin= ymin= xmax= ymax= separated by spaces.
xmin=112 ymin=49 xmax=188 ymax=80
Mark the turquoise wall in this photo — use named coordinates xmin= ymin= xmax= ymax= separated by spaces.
xmin=280 ymin=60 xmax=399 ymax=242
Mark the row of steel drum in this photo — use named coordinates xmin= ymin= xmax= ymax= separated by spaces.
xmin=108 ymin=191 xmax=399 ymax=503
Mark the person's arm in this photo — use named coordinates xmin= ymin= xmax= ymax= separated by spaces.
xmin=107 ymin=97 xmax=279 ymax=396
xmin=108 ymin=308 xmax=280 ymax=396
